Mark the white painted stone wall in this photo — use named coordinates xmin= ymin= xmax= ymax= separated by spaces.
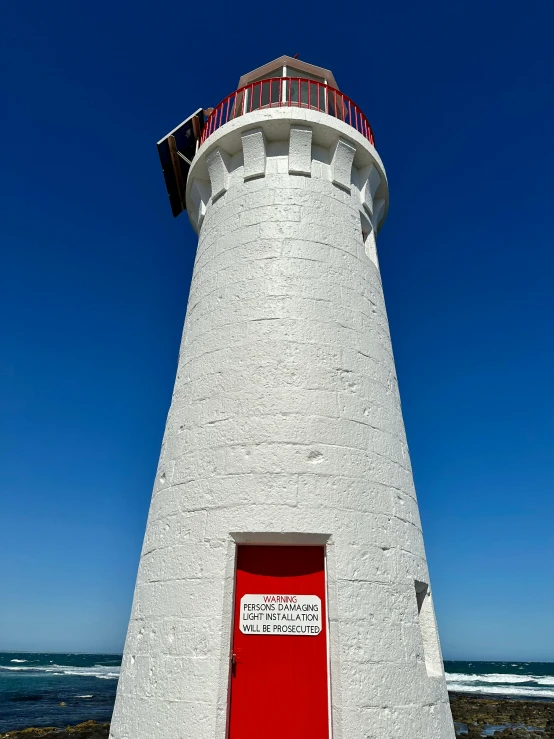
xmin=110 ymin=106 xmax=455 ymax=739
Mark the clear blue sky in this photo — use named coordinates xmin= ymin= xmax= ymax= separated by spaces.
xmin=1 ymin=0 xmax=552 ymax=660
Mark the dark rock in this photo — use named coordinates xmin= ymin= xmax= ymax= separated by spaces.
xmin=3 ymin=721 xmax=110 ymax=739
xmin=449 ymin=692 xmax=554 ymax=736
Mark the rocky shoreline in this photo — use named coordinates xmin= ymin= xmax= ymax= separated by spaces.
xmin=3 ymin=695 xmax=554 ymax=738
xmin=2 ymin=722 xmax=109 ymax=739
xmin=450 ymin=693 xmax=554 ymax=737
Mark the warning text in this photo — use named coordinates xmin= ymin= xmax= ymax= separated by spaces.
xmin=239 ymin=594 xmax=322 ymax=636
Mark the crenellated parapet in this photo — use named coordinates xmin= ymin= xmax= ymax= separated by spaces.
xmin=186 ymin=108 xmax=389 ymax=267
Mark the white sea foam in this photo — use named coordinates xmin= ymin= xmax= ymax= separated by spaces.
xmin=76 ymin=695 xmax=94 ymax=698
xmin=446 ymin=672 xmax=554 ymax=698
xmin=446 ymin=672 xmax=554 ymax=685
xmin=10 ymin=659 xmax=28 ymax=663
xmin=0 ymin=664 xmax=120 ymax=680
xmin=447 ymin=682 xmax=554 ymax=699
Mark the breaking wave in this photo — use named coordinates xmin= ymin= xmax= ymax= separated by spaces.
xmin=446 ymin=671 xmax=554 ymax=699
xmin=0 ymin=664 xmax=119 ymax=680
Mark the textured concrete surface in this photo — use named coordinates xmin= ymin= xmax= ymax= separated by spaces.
xmin=110 ymin=104 xmax=455 ymax=739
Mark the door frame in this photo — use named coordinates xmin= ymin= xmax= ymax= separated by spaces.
xmin=225 ymin=534 xmax=334 ymax=739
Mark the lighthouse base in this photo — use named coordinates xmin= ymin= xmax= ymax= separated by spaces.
xmin=111 ymin=533 xmax=454 ymax=739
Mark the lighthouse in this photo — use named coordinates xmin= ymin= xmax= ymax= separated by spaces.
xmin=110 ymin=56 xmax=455 ymax=739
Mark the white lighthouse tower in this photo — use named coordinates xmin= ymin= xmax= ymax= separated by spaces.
xmin=110 ymin=56 xmax=455 ymax=739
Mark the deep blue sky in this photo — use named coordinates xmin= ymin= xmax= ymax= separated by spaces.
xmin=1 ymin=0 xmax=552 ymax=660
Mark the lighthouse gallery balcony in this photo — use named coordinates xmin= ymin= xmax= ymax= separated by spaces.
xmin=201 ymin=76 xmax=375 ymax=147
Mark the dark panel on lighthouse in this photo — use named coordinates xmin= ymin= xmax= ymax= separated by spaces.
xmin=157 ymin=108 xmax=205 ymax=217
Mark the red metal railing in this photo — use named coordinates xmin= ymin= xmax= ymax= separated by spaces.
xmin=200 ymin=77 xmax=375 ymax=146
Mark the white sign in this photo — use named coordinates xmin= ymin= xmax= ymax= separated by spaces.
xmin=239 ymin=594 xmax=322 ymax=635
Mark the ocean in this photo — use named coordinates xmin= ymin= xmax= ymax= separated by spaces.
xmin=0 ymin=654 xmax=553 ymax=732
xmin=446 ymin=661 xmax=554 ymax=701
xmin=0 ymin=653 xmax=119 ymax=732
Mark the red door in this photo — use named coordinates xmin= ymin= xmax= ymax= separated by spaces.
xmin=228 ymin=545 xmax=329 ymax=739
